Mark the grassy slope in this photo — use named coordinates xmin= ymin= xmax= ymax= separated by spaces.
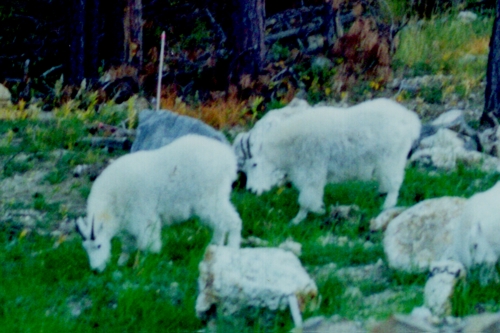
xmin=1 ymin=12 xmax=499 ymax=332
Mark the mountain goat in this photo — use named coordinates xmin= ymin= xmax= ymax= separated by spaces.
xmin=233 ymin=98 xmax=310 ymax=172
xmin=237 ymin=98 xmax=421 ymax=224
xmin=76 ymin=134 xmax=242 ymax=272
xmin=453 ymin=182 xmax=500 ymax=270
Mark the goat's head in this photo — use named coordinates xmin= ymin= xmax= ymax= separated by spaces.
xmin=76 ymin=217 xmax=112 ymax=272
xmin=233 ymin=132 xmax=285 ymax=194
xmin=244 ymin=154 xmax=286 ymax=195
xmin=467 ymin=222 xmax=498 ymax=268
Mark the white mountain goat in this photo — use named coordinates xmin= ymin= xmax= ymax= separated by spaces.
xmin=233 ymin=98 xmax=310 ymax=173
xmin=453 ymin=182 xmax=500 ymax=270
xmin=236 ymin=98 xmax=421 ymax=224
xmin=76 ymin=134 xmax=242 ymax=272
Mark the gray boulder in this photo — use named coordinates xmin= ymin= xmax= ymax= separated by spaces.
xmin=131 ymin=109 xmax=229 ymax=152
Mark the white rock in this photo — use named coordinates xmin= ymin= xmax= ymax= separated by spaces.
xmin=196 ymin=245 xmax=318 ymax=326
xmin=463 ymin=312 xmax=500 ymax=332
xmin=370 ymin=207 xmax=407 ymax=231
xmin=372 ymin=314 xmax=438 ymax=333
xmin=477 ymin=126 xmax=500 ymax=157
xmin=329 ymin=204 xmax=360 ymax=221
xmin=424 ymin=260 xmax=466 ymax=318
xmin=410 ymin=128 xmax=488 ymax=170
xmin=410 ymin=146 xmax=500 ymax=172
xmin=73 ymin=164 xmax=91 ymax=177
xmin=430 ymin=110 xmax=464 ymax=129
xmin=384 ymin=197 xmax=466 ymax=272
xmin=458 ymin=11 xmax=478 ymax=23
xmin=307 ymin=35 xmax=325 ymax=52
xmin=242 ymin=235 xmax=269 ymax=247
xmin=419 ymin=128 xmax=465 ymax=150
xmin=278 ymin=238 xmax=302 ymax=257
xmin=410 ymin=306 xmax=433 ymax=323
xmin=0 ymin=84 xmax=11 ymax=101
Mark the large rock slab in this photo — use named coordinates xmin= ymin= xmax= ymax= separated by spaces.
xmin=131 ymin=109 xmax=229 ymax=152
xmin=196 ymin=245 xmax=318 ymax=327
xmin=384 ymin=197 xmax=466 ymax=272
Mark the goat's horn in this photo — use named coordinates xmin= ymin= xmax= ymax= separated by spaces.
xmin=75 ymin=218 xmax=86 ymax=239
xmin=90 ymin=217 xmax=96 ymax=241
xmin=246 ymin=134 xmax=252 ymax=159
xmin=239 ymin=136 xmax=247 ymax=160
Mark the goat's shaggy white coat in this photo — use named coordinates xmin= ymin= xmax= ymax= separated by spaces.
xmin=233 ymin=98 xmax=310 ymax=172
xmin=241 ymin=98 xmax=421 ymax=224
xmin=76 ymin=134 xmax=242 ymax=271
xmin=453 ymin=182 xmax=500 ymax=269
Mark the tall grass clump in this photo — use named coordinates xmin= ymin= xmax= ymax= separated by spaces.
xmin=394 ymin=15 xmax=492 ymax=80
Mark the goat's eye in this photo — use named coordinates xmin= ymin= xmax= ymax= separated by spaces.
xmin=97 ymin=244 xmax=101 ymax=249
xmin=473 ymin=244 xmax=478 ymax=250
xmin=252 ymin=163 xmax=257 ymax=167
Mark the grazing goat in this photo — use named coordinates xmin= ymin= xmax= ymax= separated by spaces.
xmin=236 ymin=98 xmax=421 ymax=224
xmin=453 ymin=182 xmax=500 ymax=270
xmin=76 ymin=134 xmax=242 ymax=271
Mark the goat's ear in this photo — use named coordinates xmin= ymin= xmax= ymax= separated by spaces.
xmin=75 ymin=217 xmax=86 ymax=240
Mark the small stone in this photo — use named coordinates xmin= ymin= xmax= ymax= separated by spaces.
xmin=0 ymin=84 xmax=12 ymax=101
xmin=278 ymin=238 xmax=302 ymax=256
xmin=370 ymin=207 xmax=406 ymax=231
xmin=424 ymin=260 xmax=465 ymax=317
xmin=458 ymin=11 xmax=477 ymax=23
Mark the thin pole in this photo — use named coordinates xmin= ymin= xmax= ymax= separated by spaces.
xmin=156 ymin=31 xmax=166 ymax=111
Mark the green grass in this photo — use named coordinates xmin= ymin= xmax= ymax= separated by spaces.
xmin=3 ymin=151 xmax=500 ymax=330
xmin=394 ymin=14 xmax=492 ymax=81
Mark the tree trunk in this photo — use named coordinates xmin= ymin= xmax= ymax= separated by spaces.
xmin=85 ymin=0 xmax=101 ymax=82
xmin=66 ymin=0 xmax=86 ymax=85
xmin=124 ymin=0 xmax=144 ymax=68
xmin=66 ymin=0 xmax=130 ymax=85
xmin=102 ymin=0 xmax=126 ymax=67
xmin=229 ymin=0 xmax=266 ymax=87
xmin=482 ymin=0 xmax=500 ymax=127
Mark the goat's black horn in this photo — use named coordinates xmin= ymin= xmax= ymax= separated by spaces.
xmin=90 ymin=217 xmax=96 ymax=241
xmin=246 ymin=134 xmax=252 ymax=159
xmin=75 ymin=220 xmax=85 ymax=239
xmin=240 ymin=136 xmax=247 ymax=160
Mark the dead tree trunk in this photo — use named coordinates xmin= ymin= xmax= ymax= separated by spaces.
xmin=482 ymin=0 xmax=500 ymax=127
xmin=66 ymin=1 xmax=130 ymax=85
xmin=229 ymin=0 xmax=266 ymax=87
xmin=85 ymin=0 xmax=101 ymax=82
xmin=102 ymin=0 xmax=126 ymax=66
xmin=124 ymin=0 xmax=144 ymax=69
xmin=66 ymin=0 xmax=86 ymax=85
